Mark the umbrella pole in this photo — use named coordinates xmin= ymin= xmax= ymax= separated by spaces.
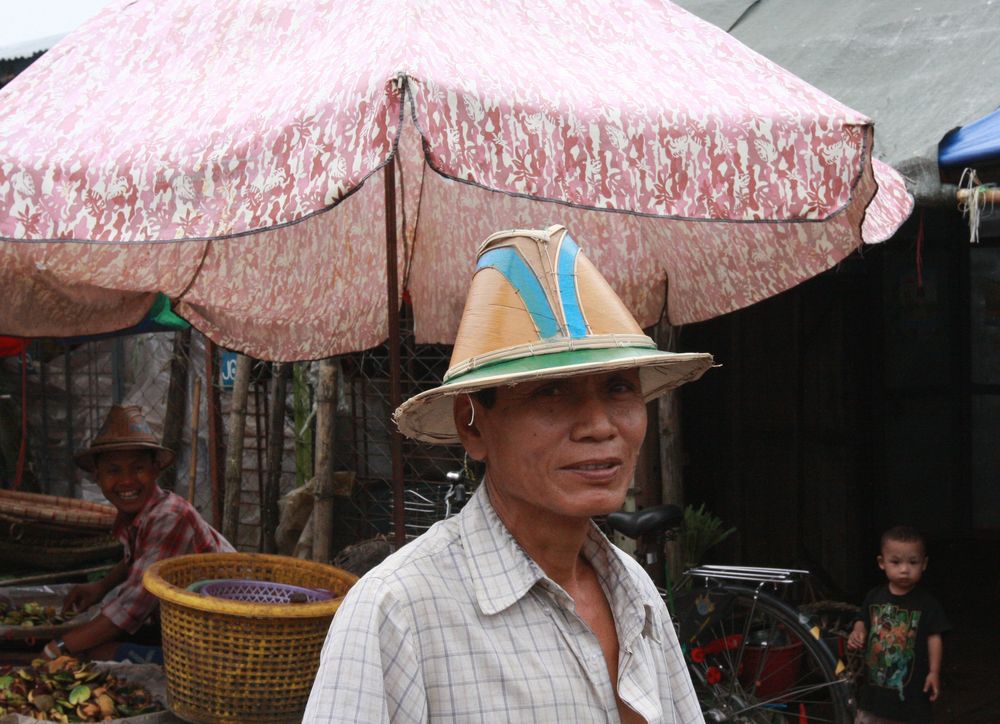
xmin=385 ymin=161 xmax=406 ymax=548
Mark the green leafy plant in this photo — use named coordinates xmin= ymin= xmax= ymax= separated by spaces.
xmin=681 ymin=503 xmax=736 ymax=569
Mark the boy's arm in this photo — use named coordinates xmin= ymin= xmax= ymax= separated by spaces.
xmin=847 ymin=619 xmax=867 ymax=650
xmin=923 ymin=633 xmax=943 ymax=701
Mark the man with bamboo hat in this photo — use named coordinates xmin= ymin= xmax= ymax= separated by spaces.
xmin=42 ymin=404 xmax=233 ymax=662
xmin=305 ymin=225 xmax=712 ymax=723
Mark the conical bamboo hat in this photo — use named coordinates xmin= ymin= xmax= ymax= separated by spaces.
xmin=393 ymin=225 xmax=713 ymax=444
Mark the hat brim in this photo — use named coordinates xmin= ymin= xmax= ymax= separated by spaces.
xmin=74 ymin=443 xmax=175 ymax=473
xmin=393 ymin=346 xmax=714 ymax=444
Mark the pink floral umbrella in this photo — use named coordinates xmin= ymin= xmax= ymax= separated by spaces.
xmin=0 ymin=0 xmax=912 ymax=360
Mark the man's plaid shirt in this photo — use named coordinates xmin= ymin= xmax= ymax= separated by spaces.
xmin=103 ymin=486 xmax=234 ymax=633
xmin=304 ymin=485 xmax=703 ymax=723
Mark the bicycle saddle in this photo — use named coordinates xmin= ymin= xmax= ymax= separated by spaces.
xmin=605 ymin=504 xmax=683 ymax=539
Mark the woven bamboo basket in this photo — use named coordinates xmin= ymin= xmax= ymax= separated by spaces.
xmin=143 ymin=552 xmax=357 ymax=724
xmin=0 ymin=489 xmax=117 ymax=532
xmin=0 ymin=531 xmax=122 ymax=571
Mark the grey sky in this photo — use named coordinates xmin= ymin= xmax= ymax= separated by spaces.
xmin=1 ymin=0 xmax=112 ymax=59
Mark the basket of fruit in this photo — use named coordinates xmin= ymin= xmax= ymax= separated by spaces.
xmin=143 ymin=552 xmax=357 ymax=724
xmin=0 ymin=656 xmax=166 ymax=722
xmin=0 ymin=587 xmax=97 ymax=643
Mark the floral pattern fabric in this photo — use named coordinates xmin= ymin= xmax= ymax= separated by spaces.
xmin=0 ymin=0 xmax=913 ymax=359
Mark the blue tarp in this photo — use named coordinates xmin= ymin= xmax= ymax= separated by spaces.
xmin=939 ymin=106 xmax=1000 ymax=168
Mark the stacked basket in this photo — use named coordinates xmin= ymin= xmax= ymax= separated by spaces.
xmin=143 ymin=552 xmax=357 ymax=724
xmin=0 ymin=488 xmax=117 ymax=532
xmin=0 ymin=489 xmax=122 ymax=571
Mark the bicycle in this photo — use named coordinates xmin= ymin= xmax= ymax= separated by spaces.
xmin=606 ymin=504 xmax=855 ymax=723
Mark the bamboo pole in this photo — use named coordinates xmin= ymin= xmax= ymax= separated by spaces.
xmin=957 ymin=187 xmax=1000 ymax=204
xmin=223 ymin=354 xmax=253 ymax=545
xmin=312 ymin=359 xmax=337 ymax=563
xmin=187 ymin=378 xmax=202 ymax=505
xmin=261 ymin=362 xmax=289 ymax=553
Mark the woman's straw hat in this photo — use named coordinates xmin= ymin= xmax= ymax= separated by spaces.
xmin=393 ymin=225 xmax=714 ymax=443
xmin=74 ymin=405 xmax=175 ymax=472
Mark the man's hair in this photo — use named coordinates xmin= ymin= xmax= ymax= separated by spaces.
xmin=880 ymin=525 xmax=925 ymax=553
xmin=472 ymin=388 xmax=497 ymax=409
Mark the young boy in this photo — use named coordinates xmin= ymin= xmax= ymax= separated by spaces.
xmin=42 ymin=404 xmax=234 ymax=662
xmin=848 ymin=525 xmax=951 ymax=724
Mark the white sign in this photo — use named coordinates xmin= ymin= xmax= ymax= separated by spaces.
xmin=220 ymin=350 xmax=238 ymax=389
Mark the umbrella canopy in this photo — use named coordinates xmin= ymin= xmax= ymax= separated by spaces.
xmin=0 ymin=0 xmax=913 ymax=360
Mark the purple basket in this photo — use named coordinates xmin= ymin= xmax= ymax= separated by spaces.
xmin=199 ymin=579 xmax=333 ymax=604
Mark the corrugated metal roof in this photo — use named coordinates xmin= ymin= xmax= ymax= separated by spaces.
xmin=675 ymin=0 xmax=1000 ymax=202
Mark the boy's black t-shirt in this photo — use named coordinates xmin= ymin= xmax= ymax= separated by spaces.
xmin=856 ymin=584 xmax=951 ymax=723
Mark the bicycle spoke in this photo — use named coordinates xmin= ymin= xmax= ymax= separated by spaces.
xmin=678 ymin=586 xmax=853 ymax=723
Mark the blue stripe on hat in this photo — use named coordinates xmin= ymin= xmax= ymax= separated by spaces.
xmin=556 ymin=234 xmax=587 ymax=338
xmin=477 ymin=248 xmax=559 ymax=338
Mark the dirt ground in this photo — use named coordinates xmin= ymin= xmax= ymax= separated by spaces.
xmin=924 ymin=536 xmax=1000 ymax=723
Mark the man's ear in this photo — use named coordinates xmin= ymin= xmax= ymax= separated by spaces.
xmin=454 ymin=395 xmax=487 ymax=462
xmin=877 ymin=554 xmax=886 ymax=571
xmin=921 ymin=556 xmax=929 ymax=571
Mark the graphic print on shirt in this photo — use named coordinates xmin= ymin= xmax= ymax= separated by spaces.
xmin=865 ymin=603 xmax=921 ymax=700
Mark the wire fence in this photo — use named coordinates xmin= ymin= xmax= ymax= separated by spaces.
xmin=1 ymin=303 xmax=472 ymax=559
xmin=329 ymin=304 xmax=470 ymax=544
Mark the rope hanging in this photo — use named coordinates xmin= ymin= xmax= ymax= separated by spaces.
xmin=957 ymin=168 xmax=999 ymax=245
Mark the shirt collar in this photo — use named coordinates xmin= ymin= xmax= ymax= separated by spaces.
xmin=113 ymin=485 xmax=168 ymax=534
xmin=460 ymin=485 xmax=545 ymax=615
xmin=459 ymin=485 xmax=663 ymax=645
xmin=580 ymin=523 xmax=663 ymax=646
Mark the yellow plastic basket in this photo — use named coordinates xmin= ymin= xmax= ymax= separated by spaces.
xmin=143 ymin=552 xmax=357 ymax=723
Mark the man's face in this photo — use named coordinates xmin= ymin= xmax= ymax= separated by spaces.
xmin=456 ymin=369 xmax=647 ymax=525
xmin=94 ymin=449 xmax=161 ymax=515
xmin=877 ymin=538 xmax=927 ymax=595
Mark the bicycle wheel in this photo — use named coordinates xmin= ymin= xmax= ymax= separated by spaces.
xmin=673 ymin=585 xmax=854 ymax=723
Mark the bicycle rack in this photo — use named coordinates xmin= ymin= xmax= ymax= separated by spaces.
xmin=685 ymin=564 xmax=810 ymax=586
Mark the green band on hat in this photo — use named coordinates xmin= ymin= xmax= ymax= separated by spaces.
xmin=441 ymin=345 xmax=669 ymax=388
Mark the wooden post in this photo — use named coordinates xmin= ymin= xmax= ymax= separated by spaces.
xmin=656 ymin=316 xmax=686 ymax=581
xmin=293 ymin=364 xmax=314 ymax=487
xmin=261 ymin=362 xmax=289 ymax=553
xmin=161 ymin=328 xmax=191 ymax=492
xmin=312 ymin=359 xmax=337 ymax=563
xmin=223 ymin=354 xmax=253 ymax=545
xmin=204 ymin=339 xmax=225 ymax=529
xmin=384 ymin=161 xmax=405 ymax=549
xmin=187 ymin=378 xmax=201 ymax=505
xmin=64 ymin=348 xmax=75 ymax=498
